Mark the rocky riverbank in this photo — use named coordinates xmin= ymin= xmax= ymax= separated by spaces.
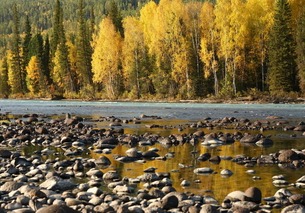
xmin=0 ymin=113 xmax=305 ymax=212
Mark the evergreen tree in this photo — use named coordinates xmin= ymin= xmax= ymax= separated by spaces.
xmin=9 ymin=4 xmax=27 ymax=94
xmin=76 ymin=0 xmax=93 ymax=90
xmin=0 ymin=57 xmax=10 ymax=98
xmin=42 ymin=35 xmax=51 ymax=84
xmin=50 ymin=0 xmax=75 ymax=95
xmin=23 ymin=15 xmax=32 ymax=68
xmin=296 ymin=10 xmax=305 ymax=94
xmin=107 ymin=1 xmax=124 ymax=36
xmin=267 ymin=0 xmax=298 ymax=94
xmin=28 ymin=33 xmax=44 ymax=60
xmin=89 ymin=5 xmax=95 ymax=40
xmin=50 ymin=0 xmax=64 ymax=58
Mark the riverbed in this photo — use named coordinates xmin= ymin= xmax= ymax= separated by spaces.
xmin=1 ymin=99 xmax=305 ymax=210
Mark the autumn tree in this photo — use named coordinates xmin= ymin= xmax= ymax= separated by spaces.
xmin=140 ymin=1 xmax=158 ymax=55
xmin=267 ymin=0 xmax=298 ymax=94
xmin=26 ymin=56 xmax=43 ymax=95
xmin=200 ymin=2 xmax=219 ymax=95
xmin=9 ymin=4 xmax=27 ymax=94
xmin=0 ymin=57 xmax=10 ymax=97
xmin=75 ymin=0 xmax=93 ymax=91
xmin=92 ymin=17 xmax=123 ymax=99
xmin=143 ymin=0 xmax=191 ymax=98
xmin=122 ymin=16 xmax=151 ymax=99
xmin=185 ymin=2 xmax=205 ymax=97
xmin=214 ymin=0 xmax=249 ymax=96
xmin=246 ymin=0 xmax=274 ymax=91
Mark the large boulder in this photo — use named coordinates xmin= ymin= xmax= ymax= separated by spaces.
xmin=161 ymin=193 xmax=179 ymax=210
xmin=278 ymin=150 xmax=299 ymax=163
xmin=244 ymin=187 xmax=261 ymax=204
xmin=39 ymin=176 xmax=76 ymax=191
xmin=0 ymin=181 xmax=24 ymax=192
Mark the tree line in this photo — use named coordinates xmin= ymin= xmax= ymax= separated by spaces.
xmin=0 ymin=0 xmax=304 ymax=100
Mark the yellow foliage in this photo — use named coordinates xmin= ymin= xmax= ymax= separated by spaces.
xmin=122 ymin=16 xmax=144 ymax=81
xmin=26 ymin=56 xmax=41 ymax=94
xmin=140 ymin=1 xmax=157 ymax=55
xmin=92 ymin=17 xmax=122 ymax=99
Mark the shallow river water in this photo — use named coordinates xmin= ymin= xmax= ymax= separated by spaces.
xmin=1 ymin=100 xmax=305 ymax=205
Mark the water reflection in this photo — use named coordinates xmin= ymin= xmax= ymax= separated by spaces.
xmin=20 ymin=117 xmax=305 ymax=204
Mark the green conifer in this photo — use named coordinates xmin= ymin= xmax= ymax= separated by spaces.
xmin=76 ymin=0 xmax=93 ymax=90
xmin=267 ymin=0 xmax=298 ymax=94
xmin=23 ymin=15 xmax=32 ymax=67
xmin=9 ymin=4 xmax=27 ymax=94
xmin=296 ymin=10 xmax=305 ymax=94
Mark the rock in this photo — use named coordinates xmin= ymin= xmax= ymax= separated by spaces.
xmin=128 ymin=206 xmax=144 ymax=213
xmin=39 ymin=176 xmax=76 ymax=191
xmin=289 ymin=194 xmax=305 ymax=205
xmin=142 ymin=150 xmax=160 ymax=159
xmin=6 ymin=202 xmax=23 ymax=211
xmin=87 ymin=187 xmax=102 ymax=196
xmin=197 ymin=153 xmax=211 ymax=161
xmin=161 ymin=194 xmax=179 ymax=210
xmin=92 ymin=156 xmax=109 ymax=169
xmin=181 ymin=180 xmax=191 ymax=187
xmin=16 ymin=195 xmax=30 ymax=205
xmin=11 ymin=208 xmax=34 ymax=213
xmin=202 ymin=134 xmax=223 ymax=145
xmin=103 ymin=170 xmax=120 ymax=181
xmin=274 ymin=188 xmax=292 ymax=198
xmin=278 ymin=150 xmax=299 ymax=163
xmin=232 ymin=201 xmax=259 ymax=211
xmin=0 ymin=181 xmax=24 ymax=192
xmin=281 ymin=204 xmax=305 ymax=213
xmin=86 ymin=169 xmax=103 ymax=178
xmin=11 ymin=157 xmax=33 ymax=167
xmin=89 ymin=196 xmax=103 ymax=205
xmin=0 ymin=149 xmax=12 ymax=158
xmin=256 ymin=138 xmax=273 ymax=146
xmin=244 ymin=187 xmax=262 ymax=204
xmin=96 ymin=137 xmax=118 ymax=146
xmin=240 ymin=134 xmax=260 ymax=143
xmin=294 ymin=125 xmax=305 ymax=131
xmin=36 ymin=204 xmax=80 ymax=213
xmin=93 ymin=203 xmax=115 ymax=212
xmin=143 ymin=167 xmax=157 ymax=173
xmin=193 ymin=167 xmax=214 ymax=174
xmin=220 ymin=169 xmax=233 ymax=177
xmin=113 ymin=185 xmax=135 ymax=194
xmin=138 ymin=173 xmax=159 ymax=182
xmin=199 ymin=204 xmax=218 ymax=213
xmin=65 ymin=198 xmax=83 ymax=206
xmin=35 ymin=127 xmax=48 ymax=134
xmin=225 ymin=191 xmax=248 ymax=202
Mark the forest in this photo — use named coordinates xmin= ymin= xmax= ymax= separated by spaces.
xmin=0 ymin=0 xmax=304 ymax=101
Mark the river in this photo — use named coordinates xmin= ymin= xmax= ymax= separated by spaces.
xmin=1 ymin=100 xmax=305 ymax=205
